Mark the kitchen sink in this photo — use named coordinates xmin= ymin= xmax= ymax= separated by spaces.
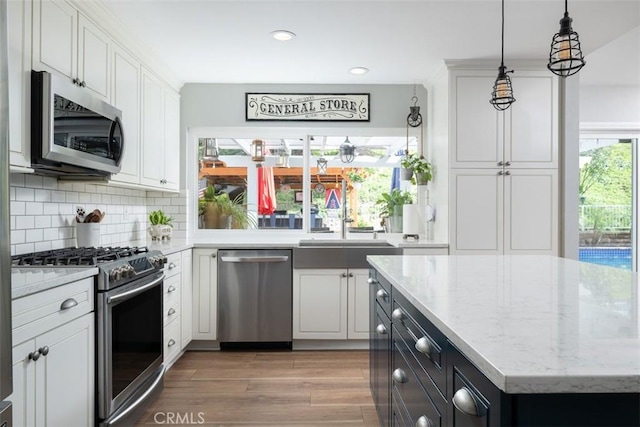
xmin=298 ymin=239 xmax=392 ymax=247
xmin=294 ymin=242 xmax=401 ymax=269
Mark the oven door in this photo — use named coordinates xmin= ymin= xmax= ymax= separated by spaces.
xmin=97 ymin=272 xmax=164 ymax=421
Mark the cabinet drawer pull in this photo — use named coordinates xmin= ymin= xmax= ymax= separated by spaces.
xmin=498 ymin=170 xmax=504 ymax=176
xmin=375 ymin=324 xmax=387 ymax=335
xmin=168 ymin=339 xmax=176 ymax=347
xmin=497 ymin=161 xmax=504 ymax=166
xmin=505 ymin=161 xmax=511 ymax=166
xmin=453 ymin=387 xmax=485 ymax=417
xmin=376 ymin=289 xmax=388 ymax=300
xmin=416 ymin=415 xmax=434 ymax=427
xmin=168 ymin=308 xmax=176 ymax=316
xmin=168 ymin=262 xmax=177 ymax=270
xmin=60 ymin=298 xmax=78 ymax=311
xmin=505 ymin=170 xmax=511 ymax=176
xmin=392 ymin=368 xmax=408 ymax=384
xmin=415 ymin=337 xmax=431 ymax=356
xmin=211 ymin=253 xmax=217 ymax=259
xmin=392 ymin=308 xmax=404 ymax=320
xmin=167 ymin=285 xmax=176 ymax=293
xmin=341 ymin=272 xmax=347 ymax=278
xmin=39 ymin=346 xmax=50 ymax=357
xmin=28 ymin=351 xmax=40 ymax=361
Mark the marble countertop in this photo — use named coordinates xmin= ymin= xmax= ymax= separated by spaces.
xmin=367 ymin=254 xmax=640 ymax=394
xmin=11 ymin=267 xmax=98 ymax=299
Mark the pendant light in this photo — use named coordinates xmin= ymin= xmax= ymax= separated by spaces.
xmin=316 ymin=157 xmax=328 ymax=174
xmin=489 ymin=0 xmax=515 ymax=111
xmin=203 ymin=138 xmax=219 ymax=160
xmin=339 ymin=137 xmax=356 ymax=163
xmin=547 ymin=0 xmax=585 ymax=77
xmin=251 ymin=139 xmax=265 ymax=167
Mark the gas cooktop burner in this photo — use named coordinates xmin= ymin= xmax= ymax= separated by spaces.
xmin=11 ymin=246 xmax=150 ymax=267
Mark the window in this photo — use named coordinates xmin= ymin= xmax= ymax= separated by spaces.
xmin=195 ymin=134 xmax=418 ymax=234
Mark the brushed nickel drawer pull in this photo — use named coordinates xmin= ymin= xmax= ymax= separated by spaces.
xmin=453 ymin=387 xmax=485 ymax=417
xmin=168 ymin=339 xmax=176 ymax=347
xmin=392 ymin=368 xmax=408 ymax=384
xmin=168 ymin=262 xmax=177 ymax=269
xmin=168 ymin=308 xmax=176 ymax=316
xmin=167 ymin=285 xmax=176 ymax=293
xmin=60 ymin=298 xmax=78 ymax=311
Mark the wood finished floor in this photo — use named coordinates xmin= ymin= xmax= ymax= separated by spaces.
xmin=135 ymin=350 xmax=379 ymax=426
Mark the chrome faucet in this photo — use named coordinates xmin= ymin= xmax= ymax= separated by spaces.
xmin=341 ymin=179 xmax=353 ymax=239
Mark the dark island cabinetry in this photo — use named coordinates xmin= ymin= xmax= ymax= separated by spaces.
xmin=369 ymin=265 xmax=640 ymax=427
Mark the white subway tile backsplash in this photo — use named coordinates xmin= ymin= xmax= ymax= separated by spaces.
xmin=66 ymin=192 xmax=79 ymax=203
xmin=15 ymin=243 xmax=35 ymax=254
xmin=43 ymin=203 xmax=59 ymax=215
xmin=26 ymin=229 xmax=44 ymax=243
xmin=72 ymin=183 xmax=86 ymax=193
xmin=35 ymin=216 xmax=52 ymax=229
xmin=10 ymin=174 xmax=25 ymax=187
xmin=34 ymin=241 xmax=52 ymax=252
xmin=11 ymin=230 xmax=25 ymax=244
xmin=25 ymin=202 xmax=44 ymax=216
xmin=15 ymin=216 xmax=34 ymax=230
xmin=43 ymin=228 xmax=58 ymax=241
xmin=9 ymin=187 xmax=15 ymax=200
xmin=34 ymin=189 xmax=51 ymax=202
xmin=42 ymin=177 xmax=58 ymax=189
xmin=51 ymin=191 xmax=66 ymax=202
xmin=24 ymin=175 xmax=43 ymax=188
xmin=15 ymin=187 xmax=34 ymax=201
xmin=11 ymin=201 xmax=25 ymax=215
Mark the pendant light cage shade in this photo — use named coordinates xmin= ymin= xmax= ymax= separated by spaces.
xmin=547 ymin=14 xmax=585 ymax=77
xmin=340 ymin=137 xmax=356 ymax=163
xmin=490 ymin=66 xmax=516 ymax=111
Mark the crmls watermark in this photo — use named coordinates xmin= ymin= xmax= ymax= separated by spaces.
xmin=153 ymin=412 xmax=206 ymax=424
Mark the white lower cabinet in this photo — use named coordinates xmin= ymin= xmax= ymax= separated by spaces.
xmin=10 ymin=278 xmax=95 ymax=427
xmin=293 ymin=268 xmax=369 ymax=340
xmin=192 ymin=249 xmax=218 ymax=340
xmin=162 ymin=249 xmax=192 ymax=367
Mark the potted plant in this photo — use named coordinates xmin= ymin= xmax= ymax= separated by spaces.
xmin=148 ymin=209 xmax=174 ymax=240
xmin=400 ymin=152 xmax=416 ymax=181
xmin=375 ymin=189 xmax=413 ymax=233
xmin=201 ymin=185 xmax=256 ymax=229
xmin=346 ymin=169 xmax=365 ymax=189
xmin=411 ymin=156 xmax=433 ymax=185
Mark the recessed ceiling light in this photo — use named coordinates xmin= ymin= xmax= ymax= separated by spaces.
xmin=349 ymin=67 xmax=369 ymax=75
xmin=271 ymin=30 xmax=296 ymax=41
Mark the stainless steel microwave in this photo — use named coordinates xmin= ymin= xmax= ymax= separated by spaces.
xmin=31 ymin=70 xmax=124 ymax=179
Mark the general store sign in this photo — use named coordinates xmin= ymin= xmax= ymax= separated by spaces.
xmin=246 ymin=93 xmax=370 ymax=122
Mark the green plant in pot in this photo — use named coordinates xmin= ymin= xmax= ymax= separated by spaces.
xmin=411 ymin=155 xmax=433 ymax=185
xmin=375 ymin=189 xmax=413 ymax=233
xmin=400 ymin=152 xmax=415 ymax=181
xmin=201 ymin=185 xmax=256 ymax=229
xmin=148 ymin=209 xmax=174 ymax=240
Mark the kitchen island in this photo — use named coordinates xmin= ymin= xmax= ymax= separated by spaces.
xmin=367 ymin=254 xmax=640 ymax=426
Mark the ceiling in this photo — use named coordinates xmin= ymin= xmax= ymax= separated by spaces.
xmin=101 ymin=0 xmax=640 ymax=86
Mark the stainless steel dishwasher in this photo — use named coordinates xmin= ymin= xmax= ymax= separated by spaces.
xmin=218 ymin=249 xmax=292 ymax=349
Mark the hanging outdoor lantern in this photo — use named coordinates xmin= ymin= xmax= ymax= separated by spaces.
xmin=251 ymin=139 xmax=265 ymax=166
xmin=204 ymin=138 xmax=219 ymax=160
xmin=317 ymin=157 xmax=328 ymax=175
xmin=339 ymin=137 xmax=356 ymax=163
xmin=275 ymin=142 xmax=290 ymax=168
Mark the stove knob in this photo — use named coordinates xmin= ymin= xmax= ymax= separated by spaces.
xmin=110 ymin=267 xmax=122 ymax=282
xmin=122 ymin=265 xmax=134 ymax=279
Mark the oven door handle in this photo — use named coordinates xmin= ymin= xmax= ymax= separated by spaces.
xmin=106 ymin=275 xmax=164 ymax=304
xmin=106 ymin=364 xmax=165 ymax=425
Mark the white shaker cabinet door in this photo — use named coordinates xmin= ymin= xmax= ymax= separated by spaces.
xmin=450 ymin=169 xmax=504 ymax=254
xmin=181 ymin=250 xmax=193 ymax=348
xmin=32 ymin=0 xmax=77 ymax=81
xmin=504 ymin=169 xmax=558 ymax=254
xmin=140 ymin=68 xmax=165 ymax=188
xmin=347 ymin=269 xmax=370 ymax=340
xmin=77 ymin=14 xmax=111 ymax=101
xmin=163 ymin=89 xmax=181 ymax=191
xmin=192 ymin=249 xmax=218 ymax=340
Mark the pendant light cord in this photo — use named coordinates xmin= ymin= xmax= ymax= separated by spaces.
xmin=564 ymin=0 xmax=568 ymax=14
xmin=500 ymin=0 xmax=505 ymax=67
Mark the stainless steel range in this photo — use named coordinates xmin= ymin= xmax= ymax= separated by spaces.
xmin=12 ymin=246 xmax=167 ymax=426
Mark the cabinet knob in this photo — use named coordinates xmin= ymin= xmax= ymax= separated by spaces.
xmin=416 ymin=415 xmax=434 ymax=427
xmin=81 ymin=81 xmax=86 ymax=87
xmin=168 ymin=339 xmax=176 ymax=347
xmin=505 ymin=161 xmax=511 ymax=166
xmin=28 ymin=351 xmax=40 ymax=361
xmin=415 ymin=337 xmax=431 ymax=356
xmin=39 ymin=346 xmax=50 ymax=356
xmin=497 ymin=170 xmax=504 ymax=176
xmin=367 ymin=277 xmax=376 ymax=285
xmin=341 ymin=272 xmax=347 ymax=278
xmin=211 ymin=254 xmax=217 ymax=259
xmin=452 ymin=387 xmax=485 ymax=417
xmin=168 ymin=262 xmax=177 ymax=270
xmin=505 ymin=170 xmax=511 ymax=176
xmin=375 ymin=324 xmax=387 ymax=335
xmin=167 ymin=285 xmax=176 ymax=293
xmin=348 ymin=272 xmax=353 ymax=278
xmin=168 ymin=308 xmax=176 ymax=316
xmin=497 ymin=161 xmax=504 ymax=166
xmin=392 ymin=368 xmax=408 ymax=384
xmin=376 ymin=289 xmax=388 ymax=300
xmin=391 ymin=308 xmax=404 ymax=320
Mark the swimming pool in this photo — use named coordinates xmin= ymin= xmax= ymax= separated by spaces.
xmin=579 ymin=247 xmax=632 ymax=270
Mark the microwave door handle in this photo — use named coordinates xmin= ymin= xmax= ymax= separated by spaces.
xmin=109 ymin=115 xmax=124 ymax=167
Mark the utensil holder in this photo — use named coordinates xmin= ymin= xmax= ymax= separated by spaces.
xmin=76 ymin=223 xmax=101 ymax=247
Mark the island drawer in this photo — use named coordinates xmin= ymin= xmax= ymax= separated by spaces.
xmin=373 ymin=273 xmax=392 ymax=317
xmin=392 ymin=334 xmax=443 ymax=427
xmin=392 ymin=292 xmax=446 ymax=397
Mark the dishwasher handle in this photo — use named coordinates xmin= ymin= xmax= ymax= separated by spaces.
xmin=220 ymin=256 xmax=289 ymax=263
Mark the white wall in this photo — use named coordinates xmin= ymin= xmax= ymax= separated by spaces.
xmin=580 ymin=85 xmax=640 ymax=125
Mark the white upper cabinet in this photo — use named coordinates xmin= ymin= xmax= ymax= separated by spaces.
xmin=450 ymin=70 xmax=558 ymax=169
xmin=109 ymin=43 xmax=141 ymax=185
xmin=33 ymin=0 xmax=112 ymax=101
xmin=7 ymin=0 xmax=32 ymax=169
xmin=140 ymin=67 xmax=180 ymax=191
